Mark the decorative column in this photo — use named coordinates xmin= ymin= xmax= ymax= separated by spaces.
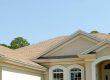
xmin=79 ymin=54 xmax=96 ymax=80
xmin=85 ymin=62 xmax=92 ymax=80
xmin=43 ymin=71 xmax=49 ymax=80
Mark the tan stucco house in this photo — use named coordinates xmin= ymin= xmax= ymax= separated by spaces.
xmin=0 ymin=30 xmax=110 ymax=80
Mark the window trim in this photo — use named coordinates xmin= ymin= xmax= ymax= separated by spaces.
xmin=49 ymin=65 xmax=67 ymax=80
xmin=67 ymin=64 xmax=84 ymax=80
xmin=49 ymin=64 xmax=84 ymax=80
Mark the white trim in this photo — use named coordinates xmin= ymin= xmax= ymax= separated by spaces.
xmin=49 ymin=64 xmax=84 ymax=80
xmin=46 ymin=35 xmax=98 ymax=56
xmin=95 ymin=44 xmax=110 ymax=52
xmin=34 ymin=30 xmax=101 ymax=59
xmin=81 ymin=40 xmax=110 ymax=55
xmin=67 ymin=64 xmax=84 ymax=80
xmin=81 ymin=41 xmax=106 ymax=54
xmin=49 ymin=65 xmax=67 ymax=80
xmin=92 ymin=56 xmax=110 ymax=80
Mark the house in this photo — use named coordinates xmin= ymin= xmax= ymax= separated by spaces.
xmin=0 ymin=30 xmax=110 ymax=80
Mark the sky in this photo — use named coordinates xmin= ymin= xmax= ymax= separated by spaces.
xmin=0 ymin=0 xmax=110 ymax=45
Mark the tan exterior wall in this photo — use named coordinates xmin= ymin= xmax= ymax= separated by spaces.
xmin=45 ymin=62 xmax=86 ymax=80
xmin=96 ymin=47 xmax=110 ymax=58
xmin=48 ymin=63 xmax=85 ymax=68
xmin=41 ymin=57 xmax=96 ymax=80
xmin=97 ymin=61 xmax=110 ymax=80
xmin=85 ymin=61 xmax=92 ymax=80
xmin=93 ymin=46 xmax=110 ymax=80
xmin=96 ymin=63 xmax=102 ymax=80
xmin=0 ymin=61 xmax=94 ymax=80
xmin=44 ymin=71 xmax=49 ymax=80
xmin=44 ymin=37 xmax=96 ymax=57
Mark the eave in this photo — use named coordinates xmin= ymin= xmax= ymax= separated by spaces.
xmin=33 ymin=30 xmax=101 ymax=60
xmin=78 ymin=54 xmax=96 ymax=61
xmin=0 ymin=56 xmax=47 ymax=72
xmin=33 ymin=58 xmax=83 ymax=63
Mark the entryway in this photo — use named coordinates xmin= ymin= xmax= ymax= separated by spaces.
xmin=92 ymin=56 xmax=110 ymax=80
xmin=97 ymin=60 xmax=110 ymax=80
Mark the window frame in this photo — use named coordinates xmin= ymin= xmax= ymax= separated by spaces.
xmin=49 ymin=65 xmax=67 ymax=80
xmin=67 ymin=64 xmax=84 ymax=80
xmin=49 ymin=64 xmax=84 ymax=80
xmin=70 ymin=68 xmax=81 ymax=80
xmin=53 ymin=69 xmax=64 ymax=80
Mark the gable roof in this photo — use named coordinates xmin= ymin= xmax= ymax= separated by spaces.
xmin=15 ymin=30 xmax=109 ymax=60
xmin=33 ymin=30 xmax=101 ymax=58
xmin=15 ymin=36 xmax=66 ymax=59
xmin=80 ymin=40 xmax=110 ymax=55
xmin=1 ymin=30 xmax=110 ymax=71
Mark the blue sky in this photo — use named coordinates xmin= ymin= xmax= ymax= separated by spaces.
xmin=0 ymin=0 xmax=110 ymax=44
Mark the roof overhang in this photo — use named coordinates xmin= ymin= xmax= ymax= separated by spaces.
xmin=80 ymin=40 xmax=110 ymax=55
xmin=33 ymin=58 xmax=82 ymax=63
xmin=34 ymin=54 xmax=96 ymax=63
xmin=0 ymin=56 xmax=47 ymax=72
xmin=33 ymin=30 xmax=102 ymax=60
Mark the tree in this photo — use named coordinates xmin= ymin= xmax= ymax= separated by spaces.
xmin=0 ymin=44 xmax=10 ymax=48
xmin=90 ymin=31 xmax=99 ymax=34
xmin=10 ymin=37 xmax=30 ymax=49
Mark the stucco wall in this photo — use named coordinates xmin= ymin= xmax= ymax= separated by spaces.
xmin=2 ymin=67 xmax=42 ymax=80
xmin=44 ymin=37 xmax=96 ymax=57
xmin=96 ymin=47 xmax=110 ymax=58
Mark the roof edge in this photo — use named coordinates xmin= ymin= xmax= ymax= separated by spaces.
xmin=32 ymin=30 xmax=102 ymax=60
xmin=80 ymin=40 xmax=110 ymax=55
xmin=0 ymin=56 xmax=47 ymax=72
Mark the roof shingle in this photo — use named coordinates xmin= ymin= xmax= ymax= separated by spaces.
xmin=0 ymin=32 xmax=110 ymax=71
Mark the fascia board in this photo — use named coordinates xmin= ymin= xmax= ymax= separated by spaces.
xmin=80 ymin=40 xmax=109 ymax=55
xmin=33 ymin=30 xmax=101 ymax=60
xmin=0 ymin=56 xmax=47 ymax=71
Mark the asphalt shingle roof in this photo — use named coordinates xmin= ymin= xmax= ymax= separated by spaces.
xmin=0 ymin=33 xmax=110 ymax=71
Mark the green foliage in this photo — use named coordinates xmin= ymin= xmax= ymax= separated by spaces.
xmin=90 ymin=31 xmax=99 ymax=34
xmin=10 ymin=37 xmax=30 ymax=49
xmin=0 ymin=44 xmax=10 ymax=48
xmin=0 ymin=37 xmax=30 ymax=49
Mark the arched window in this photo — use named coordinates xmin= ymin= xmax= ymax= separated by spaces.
xmin=53 ymin=69 xmax=64 ymax=80
xmin=49 ymin=65 xmax=67 ymax=80
xmin=68 ymin=65 xmax=84 ymax=80
xmin=70 ymin=68 xmax=81 ymax=80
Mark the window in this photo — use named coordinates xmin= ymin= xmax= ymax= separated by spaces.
xmin=70 ymin=68 xmax=81 ymax=80
xmin=49 ymin=65 xmax=84 ymax=80
xmin=68 ymin=65 xmax=84 ymax=80
xmin=53 ymin=69 xmax=64 ymax=80
xmin=104 ymin=64 xmax=110 ymax=69
xmin=49 ymin=65 xmax=66 ymax=80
